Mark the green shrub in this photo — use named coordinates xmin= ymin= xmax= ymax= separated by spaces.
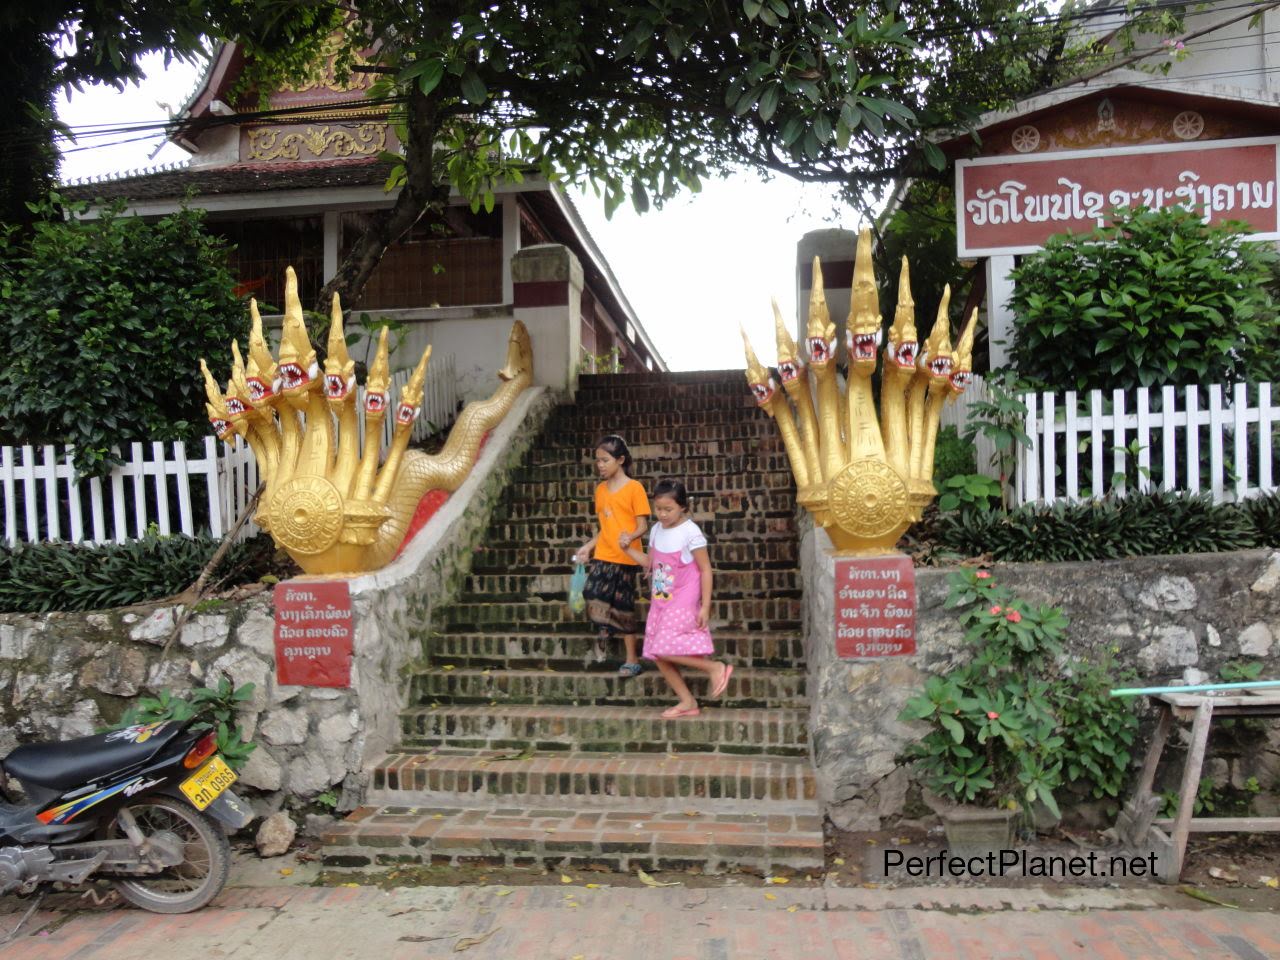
xmin=939 ymin=491 xmax=1266 ymax=563
xmin=899 ymin=569 xmax=1137 ymax=815
xmin=937 ymin=473 xmax=1003 ymax=514
xmin=933 ymin=425 xmax=976 ymax=482
xmin=0 ymin=533 xmax=273 ymax=614
xmin=0 ymin=195 xmax=244 ymax=475
xmin=1009 ymin=206 xmax=1280 ymax=391
xmin=117 ymin=677 xmax=256 ymax=771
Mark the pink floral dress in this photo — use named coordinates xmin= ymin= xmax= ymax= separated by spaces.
xmin=642 ymin=520 xmax=713 ymax=658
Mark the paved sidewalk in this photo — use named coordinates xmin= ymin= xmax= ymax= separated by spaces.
xmin=4 ymin=880 xmax=1280 ymax=960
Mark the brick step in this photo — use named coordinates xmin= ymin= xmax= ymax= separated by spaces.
xmin=578 ymin=370 xmax=746 ymax=387
xmin=545 ymin=422 xmax=780 ymax=447
xmin=322 ymin=803 xmax=823 ymax=874
xmin=419 ymin=630 xmax=806 ymax=670
xmin=365 ymin=750 xmax=818 ymax=811
xmin=473 ymin=540 xmax=800 ymax=573
xmin=484 ymin=516 xmax=798 ymax=543
xmin=440 ymin=597 xmax=802 ymax=632
xmin=399 ymin=704 xmax=808 ymax=755
xmin=528 ymin=437 xmax=786 ymax=465
xmin=409 ymin=666 xmax=807 ymax=708
xmin=514 ymin=452 xmax=795 ymax=482
xmin=463 ymin=569 xmax=799 ymax=602
xmin=549 ymin=409 xmax=768 ymax=432
xmin=494 ymin=490 xmax=796 ymax=523
xmin=504 ymin=474 xmax=796 ymax=504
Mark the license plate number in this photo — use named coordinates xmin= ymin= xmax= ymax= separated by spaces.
xmin=180 ymin=757 xmax=237 ymax=811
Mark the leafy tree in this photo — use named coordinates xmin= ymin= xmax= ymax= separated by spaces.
xmin=0 ymin=197 xmax=245 ymax=474
xmin=1008 ymin=206 xmax=1280 ymax=391
xmin=0 ymin=2 xmax=340 ymax=225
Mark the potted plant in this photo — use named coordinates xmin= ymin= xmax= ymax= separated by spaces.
xmin=899 ymin=569 xmax=1137 ymax=849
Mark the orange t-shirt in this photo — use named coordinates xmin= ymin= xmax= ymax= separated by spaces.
xmin=593 ymin=479 xmax=650 ymax=565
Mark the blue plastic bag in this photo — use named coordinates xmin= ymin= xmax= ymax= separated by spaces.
xmin=569 ymin=561 xmax=587 ymax=613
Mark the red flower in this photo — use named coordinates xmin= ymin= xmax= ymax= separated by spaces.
xmin=987 ymin=711 xmax=1000 ymax=720
xmin=1006 ymin=610 xmax=1022 ymax=623
xmin=989 ymin=605 xmax=1002 ymax=615
xmin=976 ymin=571 xmax=991 ymax=579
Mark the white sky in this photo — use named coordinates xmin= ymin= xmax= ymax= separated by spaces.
xmin=55 ymin=52 xmax=858 ymax=372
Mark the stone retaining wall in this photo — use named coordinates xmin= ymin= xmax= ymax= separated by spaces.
xmin=0 ymin=388 xmax=557 ymax=815
xmin=800 ymin=521 xmax=1280 ymax=830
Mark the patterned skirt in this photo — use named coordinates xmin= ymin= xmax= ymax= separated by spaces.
xmin=582 ymin=559 xmax=638 ymax=638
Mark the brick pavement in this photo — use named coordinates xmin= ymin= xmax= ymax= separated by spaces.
xmin=4 ymin=883 xmax=1279 ymax=959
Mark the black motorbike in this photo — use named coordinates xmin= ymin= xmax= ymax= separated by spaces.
xmin=0 ymin=716 xmax=252 ymax=918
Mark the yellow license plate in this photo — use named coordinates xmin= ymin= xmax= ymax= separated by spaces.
xmin=180 ymin=756 xmax=237 ymax=811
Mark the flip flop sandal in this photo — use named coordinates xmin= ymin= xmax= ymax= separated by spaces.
xmin=662 ymin=705 xmax=701 ymax=719
xmin=710 ymin=663 xmax=734 ymax=699
xmin=617 ymin=661 xmax=645 ymax=678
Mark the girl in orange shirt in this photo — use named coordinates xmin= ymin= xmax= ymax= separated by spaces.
xmin=573 ymin=435 xmax=650 ymax=676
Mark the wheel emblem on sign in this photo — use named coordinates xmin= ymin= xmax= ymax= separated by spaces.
xmin=1172 ymin=111 xmax=1204 ymax=141
xmin=1011 ymin=125 xmax=1040 ymax=153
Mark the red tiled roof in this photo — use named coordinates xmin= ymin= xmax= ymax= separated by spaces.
xmin=62 ymin=157 xmax=394 ymax=202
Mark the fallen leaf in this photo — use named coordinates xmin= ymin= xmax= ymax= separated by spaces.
xmin=764 ymin=893 xmax=777 ymax=901
xmin=636 ymin=868 xmax=680 ymax=887
xmin=786 ymin=905 xmax=799 ymax=913
xmin=833 ymin=858 xmax=845 ymax=866
xmin=491 ymin=744 xmax=537 ymax=762
xmin=454 ymin=928 xmax=499 ymax=951
xmin=341 ymin=882 xmax=360 ymax=888
xmin=433 ymin=814 xmax=445 ymax=820
xmin=683 ymin=809 xmax=699 ymax=817
xmin=279 ymin=868 xmax=293 ymax=876
xmin=494 ymin=889 xmax=513 ymax=896
xmin=566 ymin=901 xmax=579 ymax=908
xmin=865 ymin=839 xmax=877 ymax=845
xmin=399 ymin=935 xmax=445 ymax=943
xmin=861 ymin=883 xmax=879 ymax=890
xmin=584 ymin=883 xmax=602 ymax=890
xmin=442 ymin=665 xmax=456 ymax=671
xmin=1261 ymin=876 xmax=1279 ymax=889
xmin=561 ymin=874 xmax=575 ymax=884
xmin=1178 ymin=886 xmax=1238 ymax=909
xmin=765 ymin=876 xmax=789 ymax=885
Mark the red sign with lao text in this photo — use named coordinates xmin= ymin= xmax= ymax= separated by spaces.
xmin=956 ymin=137 xmax=1280 ymax=256
xmin=834 ymin=556 xmax=915 ymax=658
xmin=273 ymin=581 xmax=353 ymax=687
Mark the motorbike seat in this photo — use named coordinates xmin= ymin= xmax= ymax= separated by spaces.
xmin=2 ymin=722 xmax=187 ymax=792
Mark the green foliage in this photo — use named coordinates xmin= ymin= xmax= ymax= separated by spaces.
xmin=1160 ymin=776 xmax=1260 ymax=819
xmin=314 ymin=790 xmax=339 ymax=810
xmin=117 ymin=676 xmax=256 ymax=771
xmin=0 ymin=197 xmax=245 ymax=475
xmin=1009 ymin=207 xmax=1280 ymax=391
xmin=577 ymin=347 xmax=623 ymax=375
xmin=0 ymin=533 xmax=272 ymax=614
xmin=1220 ymin=660 xmax=1264 ymax=684
xmin=938 ymin=490 xmax=1273 ymax=563
xmin=937 ymin=474 xmax=1003 ymax=514
xmin=932 ymin=426 xmax=976 ymax=483
xmin=899 ymin=569 xmax=1137 ymax=817
xmin=960 ymin=368 xmax=1032 ymax=509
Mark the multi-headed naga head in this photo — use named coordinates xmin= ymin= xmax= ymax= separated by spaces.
xmin=323 ymin=294 xmax=357 ymax=408
xmin=772 ymin=300 xmax=806 ymax=390
xmin=805 ymin=258 xmax=838 ymax=369
xmin=245 ymin=300 xmax=278 ymax=407
xmin=741 ymin=326 xmax=777 ymax=407
xmin=743 ymin=230 xmax=982 ymax=556
xmin=920 ymin=286 xmax=954 ymax=388
xmin=200 ymin=360 xmax=235 ymax=443
xmin=498 ymin=320 xmax=533 ymax=382
xmin=887 ymin=258 xmax=919 ymax=374
xmin=395 ymin=346 xmax=432 ymax=427
xmin=950 ymin=309 xmax=979 ymax=396
xmin=276 ymin=268 xmax=319 ymax=411
xmin=363 ymin=329 xmax=391 ymax=419
xmin=846 ymin=229 xmax=882 ymax=375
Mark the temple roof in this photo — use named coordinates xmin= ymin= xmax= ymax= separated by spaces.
xmin=62 ymin=157 xmax=390 ymax=202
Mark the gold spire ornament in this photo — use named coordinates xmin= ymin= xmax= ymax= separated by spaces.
xmin=203 ymin=266 xmax=534 ymax=574
xmin=742 ymin=228 xmax=979 ymax=556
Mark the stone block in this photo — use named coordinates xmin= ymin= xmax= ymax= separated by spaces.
xmin=180 ymin=614 xmax=229 ymax=650
xmin=129 ymin=607 xmax=179 ymax=644
xmin=1237 ymin=622 xmax=1274 ymax=657
xmin=80 ymin=646 xmax=147 ymax=697
xmin=1138 ymin=576 xmax=1197 ymax=612
xmin=240 ymin=746 xmax=284 ymax=792
xmin=261 ymin=708 xmax=309 ymax=746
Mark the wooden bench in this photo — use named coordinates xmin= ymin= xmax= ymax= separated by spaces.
xmin=1115 ymin=689 xmax=1280 ymax=881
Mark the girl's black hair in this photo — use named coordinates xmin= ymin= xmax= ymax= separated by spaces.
xmin=595 ymin=434 xmax=634 ymax=470
xmin=651 ymin=478 xmax=690 ymax=509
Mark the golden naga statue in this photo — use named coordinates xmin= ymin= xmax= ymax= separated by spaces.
xmin=202 ymin=267 xmax=533 ymax=574
xmin=742 ymin=228 xmax=977 ymax=556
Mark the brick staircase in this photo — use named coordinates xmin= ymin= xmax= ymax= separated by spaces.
xmin=323 ymin=372 xmax=822 ymax=874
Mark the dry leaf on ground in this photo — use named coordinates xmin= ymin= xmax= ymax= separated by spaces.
xmin=454 ymin=929 xmax=499 ymax=952
xmin=636 ymin=868 xmax=680 ymax=887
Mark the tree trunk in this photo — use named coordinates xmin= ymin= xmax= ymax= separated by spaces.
xmin=315 ymin=89 xmax=450 ymax=312
xmin=0 ymin=31 xmax=58 ymax=229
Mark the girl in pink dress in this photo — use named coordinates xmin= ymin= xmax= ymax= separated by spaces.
xmin=632 ymin=479 xmax=732 ymax=718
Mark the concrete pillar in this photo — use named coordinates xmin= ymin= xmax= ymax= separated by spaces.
xmin=1265 ymin=8 xmax=1280 ymax=93
xmin=512 ymin=244 xmax=584 ymax=397
xmin=985 ymin=255 xmax=1017 ymax=370
xmin=796 ymin=229 xmax=857 ymax=364
xmin=322 ymin=211 xmax=340 ymax=283
xmin=501 ymin=195 xmax=521 ymax=303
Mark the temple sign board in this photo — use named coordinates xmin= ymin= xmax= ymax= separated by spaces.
xmin=956 ymin=136 xmax=1280 ymax=257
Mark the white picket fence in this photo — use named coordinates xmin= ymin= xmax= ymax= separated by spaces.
xmin=2 ymin=356 xmax=458 ymax=547
xmin=1016 ymin=382 xmax=1280 ymax=505
xmin=939 ymin=373 xmax=999 ymax=480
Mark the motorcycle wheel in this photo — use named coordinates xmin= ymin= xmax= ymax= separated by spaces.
xmin=102 ymin=795 xmax=231 ymax=913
